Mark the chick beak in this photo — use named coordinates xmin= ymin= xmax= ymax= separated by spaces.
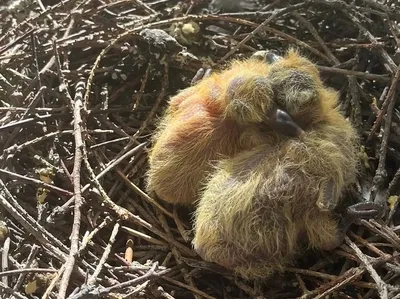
xmin=266 ymin=107 xmax=305 ymax=138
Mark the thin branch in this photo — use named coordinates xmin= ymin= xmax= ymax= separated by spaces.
xmin=345 ymin=236 xmax=388 ymax=298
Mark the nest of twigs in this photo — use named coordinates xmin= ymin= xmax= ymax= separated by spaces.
xmin=0 ymin=0 xmax=400 ymax=298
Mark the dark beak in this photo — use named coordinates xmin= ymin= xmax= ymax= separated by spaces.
xmin=266 ymin=107 xmax=305 ymax=138
xmin=251 ymin=50 xmax=302 ymax=138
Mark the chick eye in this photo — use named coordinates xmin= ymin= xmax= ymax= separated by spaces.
xmin=224 ymin=75 xmax=274 ymax=123
xmin=265 ymin=50 xmax=282 ymax=64
xmin=227 ymin=76 xmax=271 ymax=99
xmin=251 ymin=50 xmax=283 ymax=64
xmin=226 ymin=76 xmax=246 ymax=99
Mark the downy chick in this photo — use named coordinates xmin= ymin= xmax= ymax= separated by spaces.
xmin=146 ymin=50 xmax=302 ymax=205
xmin=192 ymin=50 xmax=380 ymax=278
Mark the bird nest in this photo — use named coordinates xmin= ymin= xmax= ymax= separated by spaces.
xmin=1 ymin=0 xmax=400 ymax=298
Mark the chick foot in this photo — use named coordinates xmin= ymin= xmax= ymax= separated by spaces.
xmin=322 ymin=202 xmax=382 ymax=251
xmin=191 ymin=68 xmax=212 ymax=86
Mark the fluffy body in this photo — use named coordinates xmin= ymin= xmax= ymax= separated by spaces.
xmin=147 ymin=55 xmax=276 ymax=204
xmin=193 ymin=108 xmax=358 ymax=278
xmin=146 ymin=50 xmax=359 ymax=278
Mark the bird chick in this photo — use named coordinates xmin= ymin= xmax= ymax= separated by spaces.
xmin=148 ymin=49 xmax=381 ymax=278
xmin=146 ymin=50 xmax=304 ymax=205
xmin=191 ymin=51 xmax=381 ymax=278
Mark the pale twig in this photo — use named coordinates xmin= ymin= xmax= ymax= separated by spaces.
xmin=68 ymin=263 xmax=164 ymax=299
xmin=1 ymin=237 xmax=10 ymax=286
xmin=47 ymin=142 xmax=148 ymax=222
xmin=0 ymin=282 xmax=28 ymax=299
xmin=12 ymin=245 xmax=40 ymax=294
xmin=54 ymin=37 xmax=85 ymax=298
xmin=0 ymin=186 xmax=68 ymax=262
xmin=0 ymin=268 xmax=57 ymax=277
xmin=345 ymin=236 xmax=388 ymax=298
xmin=218 ymin=2 xmax=311 ymax=63
xmin=87 ymin=222 xmax=120 ymax=285
xmin=0 ymin=169 xmax=73 ymax=196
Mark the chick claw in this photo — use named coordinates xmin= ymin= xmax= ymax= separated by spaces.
xmin=323 ymin=202 xmax=382 ymax=250
xmin=343 ymin=202 xmax=382 ymax=223
xmin=191 ymin=68 xmax=212 ymax=86
xmin=317 ymin=178 xmax=339 ymax=211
